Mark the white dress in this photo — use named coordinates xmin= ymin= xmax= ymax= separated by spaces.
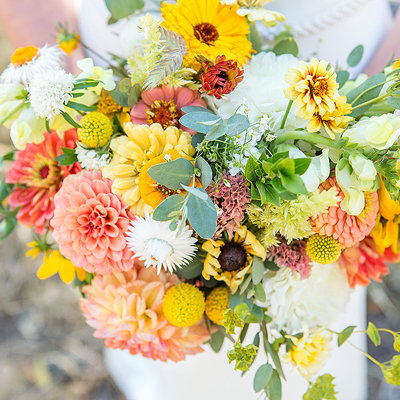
xmin=75 ymin=1 xmax=393 ymax=399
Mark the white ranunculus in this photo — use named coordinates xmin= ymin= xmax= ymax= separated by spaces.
xmin=343 ymin=112 xmax=400 ymax=150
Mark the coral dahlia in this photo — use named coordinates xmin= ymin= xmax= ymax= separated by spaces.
xmin=6 ymin=130 xmax=80 ymax=234
xmin=50 ymin=169 xmax=134 ymax=274
xmin=80 ymin=262 xmax=210 ymax=362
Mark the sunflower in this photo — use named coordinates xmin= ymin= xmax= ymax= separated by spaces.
xmin=161 ymin=0 xmax=253 ymax=70
xmin=202 ymin=225 xmax=266 ymax=293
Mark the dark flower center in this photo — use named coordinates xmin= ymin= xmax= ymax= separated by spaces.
xmin=218 ymin=242 xmax=247 ymax=271
xmin=194 ymin=23 xmax=219 ymax=45
xmin=39 ymin=165 xmax=50 ymax=179
xmin=310 ymin=79 xmax=328 ymax=97
xmin=156 ymin=184 xmax=179 ymax=197
xmin=146 ymin=100 xmax=179 ymax=129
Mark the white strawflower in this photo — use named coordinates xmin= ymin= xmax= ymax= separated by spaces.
xmin=1 ymin=45 xmax=63 ymax=86
xmin=260 ymin=262 xmax=351 ymax=332
xmin=126 ymin=214 xmax=197 ymax=274
xmin=75 ymin=142 xmax=111 ymax=170
xmin=28 ymin=69 xmax=74 ymax=119
xmin=213 ymin=52 xmax=306 ymax=133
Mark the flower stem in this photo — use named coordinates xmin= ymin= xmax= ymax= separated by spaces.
xmin=351 ymin=94 xmax=389 ymax=111
xmin=347 ymin=341 xmax=383 ymax=368
xmin=280 ymin=100 xmax=293 ymax=129
xmin=273 ymin=130 xmax=342 ymax=149
xmin=350 ymin=80 xmax=388 ymax=106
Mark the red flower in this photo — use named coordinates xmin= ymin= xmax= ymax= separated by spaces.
xmin=6 ymin=130 xmax=80 ymax=234
xmin=200 ymin=55 xmax=244 ymax=99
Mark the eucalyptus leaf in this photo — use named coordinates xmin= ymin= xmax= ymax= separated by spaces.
xmin=179 ymin=111 xmax=220 ymax=134
xmin=273 ymin=37 xmax=299 ymax=57
xmin=337 ymin=70 xmax=350 ymax=89
xmin=205 ymin=122 xmax=229 ymax=140
xmin=195 ymin=157 xmax=213 ymax=188
xmin=347 ymin=45 xmax=364 ymax=68
xmin=181 ymin=106 xmax=213 ymax=114
xmin=105 ymin=0 xmax=144 ymax=20
xmin=175 ymin=254 xmax=204 ymax=279
xmin=226 ymin=114 xmax=250 ymax=136
xmin=388 ymin=96 xmax=400 ymax=109
xmin=108 ymin=86 xmax=129 ymax=107
xmin=191 ymin=133 xmax=205 ymax=148
xmin=181 ymin=184 xmax=209 ymax=201
xmin=254 ymin=283 xmax=266 ymax=303
xmin=152 ymin=194 xmax=185 ymax=221
xmin=252 ymin=256 xmax=265 ymax=285
xmin=209 ymin=329 xmax=225 ymax=353
xmin=254 ymin=363 xmax=273 ymax=392
xmin=147 ymin=157 xmax=194 ymax=190
xmin=266 ymin=341 xmax=286 ymax=379
xmin=265 ymin=370 xmax=282 ymax=400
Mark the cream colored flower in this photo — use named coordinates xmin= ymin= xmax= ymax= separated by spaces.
xmin=102 ymin=122 xmax=194 ymax=216
xmin=77 ymin=58 xmax=115 ymax=95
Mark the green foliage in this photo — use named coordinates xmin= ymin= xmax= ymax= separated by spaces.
xmin=249 ymin=22 xmax=262 ymax=53
xmin=336 ymin=70 xmax=350 ymax=89
xmin=253 ymin=363 xmax=273 ymax=392
xmin=55 ymin=147 xmax=78 ymax=166
xmin=227 ymin=342 xmax=258 ymax=372
xmin=174 ymin=253 xmax=204 ymax=279
xmin=381 ymin=355 xmax=400 ymax=386
xmin=153 ymin=194 xmax=185 ymax=221
xmin=394 ymin=334 xmax=400 ymax=352
xmin=208 ymin=329 xmax=225 ymax=353
xmin=303 ymin=374 xmax=337 ymax=400
xmin=222 ymin=308 xmax=246 ymax=335
xmin=265 ymin=369 xmax=282 ymax=400
xmin=0 ymin=150 xmax=15 ymax=170
xmin=251 ymin=256 xmax=265 ymax=285
xmin=367 ymin=321 xmax=381 ymax=346
xmin=337 ymin=325 xmax=356 ymax=347
xmin=273 ymin=37 xmax=299 ymax=57
xmin=195 ymin=157 xmax=213 ymax=188
xmin=105 ymin=0 xmax=144 ymax=21
xmin=346 ymin=45 xmax=364 ymax=68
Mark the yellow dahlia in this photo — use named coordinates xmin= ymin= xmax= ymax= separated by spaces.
xmin=161 ymin=0 xmax=252 ymax=70
xmin=284 ymin=58 xmax=339 ymax=120
xmin=102 ymin=122 xmax=194 ymax=216
xmin=285 ymin=329 xmax=332 ymax=380
xmin=78 ymin=111 xmax=113 ymax=148
xmin=202 ymin=225 xmax=266 ymax=293
xmin=306 ymin=234 xmax=342 ymax=265
xmin=205 ymin=286 xmax=230 ymax=325
xmin=163 ymin=283 xmax=205 ymax=327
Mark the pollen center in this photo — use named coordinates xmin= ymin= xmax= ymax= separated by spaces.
xmin=311 ymin=79 xmax=329 ymax=97
xmin=218 ymin=242 xmax=247 ymax=271
xmin=146 ymin=100 xmax=179 ymax=129
xmin=193 ymin=23 xmax=219 ymax=45
xmin=11 ymin=46 xmax=40 ymax=66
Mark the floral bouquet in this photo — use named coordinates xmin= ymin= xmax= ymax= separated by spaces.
xmin=1 ymin=0 xmax=400 ymax=398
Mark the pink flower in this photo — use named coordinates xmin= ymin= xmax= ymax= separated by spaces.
xmin=130 ymin=86 xmax=206 ymax=134
xmin=311 ymin=177 xmax=379 ymax=247
xmin=267 ymin=237 xmax=312 ymax=279
xmin=6 ymin=130 xmax=80 ymax=234
xmin=207 ymin=171 xmax=250 ymax=239
xmin=80 ymin=262 xmax=210 ymax=362
xmin=338 ymin=237 xmax=390 ymax=288
xmin=50 ymin=169 xmax=134 ymax=274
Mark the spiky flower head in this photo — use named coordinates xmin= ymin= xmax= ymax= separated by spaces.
xmin=77 ymin=111 xmax=113 ymax=148
xmin=96 ymin=90 xmax=123 ymax=116
xmin=306 ymin=234 xmax=342 ymax=265
xmin=162 ymin=283 xmax=205 ymax=327
xmin=205 ymin=286 xmax=230 ymax=325
xmin=125 ymin=214 xmax=197 ymax=274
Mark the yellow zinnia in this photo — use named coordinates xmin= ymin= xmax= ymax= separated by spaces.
xmin=102 ymin=122 xmax=194 ymax=216
xmin=202 ymin=225 xmax=266 ymax=293
xmin=161 ymin=0 xmax=253 ymax=70
xmin=284 ymin=58 xmax=339 ymax=120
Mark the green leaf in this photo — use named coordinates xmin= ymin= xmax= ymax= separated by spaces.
xmin=205 ymin=121 xmax=229 ymax=140
xmin=147 ymin=157 xmax=194 ymax=190
xmin=246 ymin=304 xmax=264 ymax=324
xmin=281 ymin=174 xmax=308 ymax=195
xmin=266 ymin=340 xmax=286 ymax=379
xmin=108 ymin=85 xmax=129 ymax=107
xmin=248 ymin=22 xmax=262 ymax=53
xmin=252 ymin=256 xmax=265 ymax=285
xmin=303 ymin=374 xmax=337 ymax=400
xmin=245 ymin=156 xmax=259 ymax=181
xmin=179 ymin=111 xmax=220 ymax=134
xmin=254 ymin=363 xmax=273 ymax=392
xmin=209 ymin=329 xmax=225 ymax=352
xmin=273 ymin=37 xmax=299 ymax=57
xmin=366 ymin=322 xmax=381 ymax=346
xmin=388 ymin=96 xmax=400 ymax=109
xmin=66 ymin=101 xmax=97 ymax=113
xmin=265 ymin=369 xmax=282 ymax=400
xmin=105 ymin=0 xmax=144 ymax=20
xmin=229 ymin=293 xmax=253 ymax=311
xmin=240 ymin=275 xmax=252 ymax=295
xmin=254 ymin=283 xmax=266 ymax=303
xmin=152 ymin=194 xmax=184 ymax=221
xmin=55 ymin=147 xmax=78 ymax=166
xmin=128 ymin=83 xmax=141 ymax=108
xmin=118 ymin=78 xmax=131 ymax=94
xmin=226 ymin=114 xmax=250 ymax=136
xmin=294 ymin=158 xmax=311 ymax=176
xmin=191 ymin=133 xmax=205 ymax=149
xmin=175 ymin=254 xmax=204 ymax=279
xmin=347 ymin=45 xmax=364 ymax=68
xmin=0 ymin=180 xmax=13 ymax=203
xmin=264 ymin=260 xmax=280 ymax=271
xmin=181 ymin=184 xmax=209 ymax=201
xmin=186 ymin=188 xmax=217 ymax=239
xmin=336 ymin=70 xmax=350 ymax=89
xmin=195 ymin=157 xmax=213 ymax=188
xmin=61 ymin=111 xmax=81 ymax=128
xmin=337 ymin=325 xmax=356 ymax=347
xmin=274 ymin=158 xmax=295 ymax=176
xmin=181 ymin=106 xmax=213 ymax=114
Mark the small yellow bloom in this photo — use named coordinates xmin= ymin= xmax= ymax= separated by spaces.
xmin=285 ymin=329 xmax=332 ymax=380
xmin=56 ymin=24 xmax=80 ymax=55
xmin=202 ymin=225 xmax=266 ymax=293
xmin=37 ymin=250 xmax=85 ymax=284
xmin=285 ymin=58 xmax=339 ymax=120
xmin=26 ymin=241 xmax=43 ymax=260
xmin=78 ymin=111 xmax=113 ymax=148
xmin=306 ymin=234 xmax=342 ymax=264
xmin=394 ymin=59 xmax=400 ymax=70
xmin=205 ymin=286 xmax=230 ymax=325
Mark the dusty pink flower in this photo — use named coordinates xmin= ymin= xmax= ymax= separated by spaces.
xmin=311 ymin=177 xmax=379 ymax=248
xmin=267 ymin=237 xmax=312 ymax=279
xmin=338 ymin=237 xmax=390 ymax=288
xmin=51 ymin=169 xmax=134 ymax=274
xmin=207 ymin=171 xmax=250 ymax=239
xmin=80 ymin=262 xmax=210 ymax=362
xmin=130 ymin=86 xmax=206 ymax=134
xmin=6 ymin=130 xmax=80 ymax=234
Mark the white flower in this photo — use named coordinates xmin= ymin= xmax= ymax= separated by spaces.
xmin=126 ymin=214 xmax=197 ymax=274
xmin=28 ymin=69 xmax=74 ymax=119
xmin=342 ymin=112 xmax=400 ymax=150
xmin=0 ymin=83 xmax=26 ymax=128
xmin=237 ymin=8 xmax=284 ymax=27
xmin=213 ymin=52 xmax=306 ymax=133
xmin=1 ymin=45 xmax=63 ymax=86
xmin=260 ymin=262 xmax=351 ymax=332
xmin=76 ymin=58 xmax=115 ymax=95
xmin=75 ymin=142 xmax=111 ymax=170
